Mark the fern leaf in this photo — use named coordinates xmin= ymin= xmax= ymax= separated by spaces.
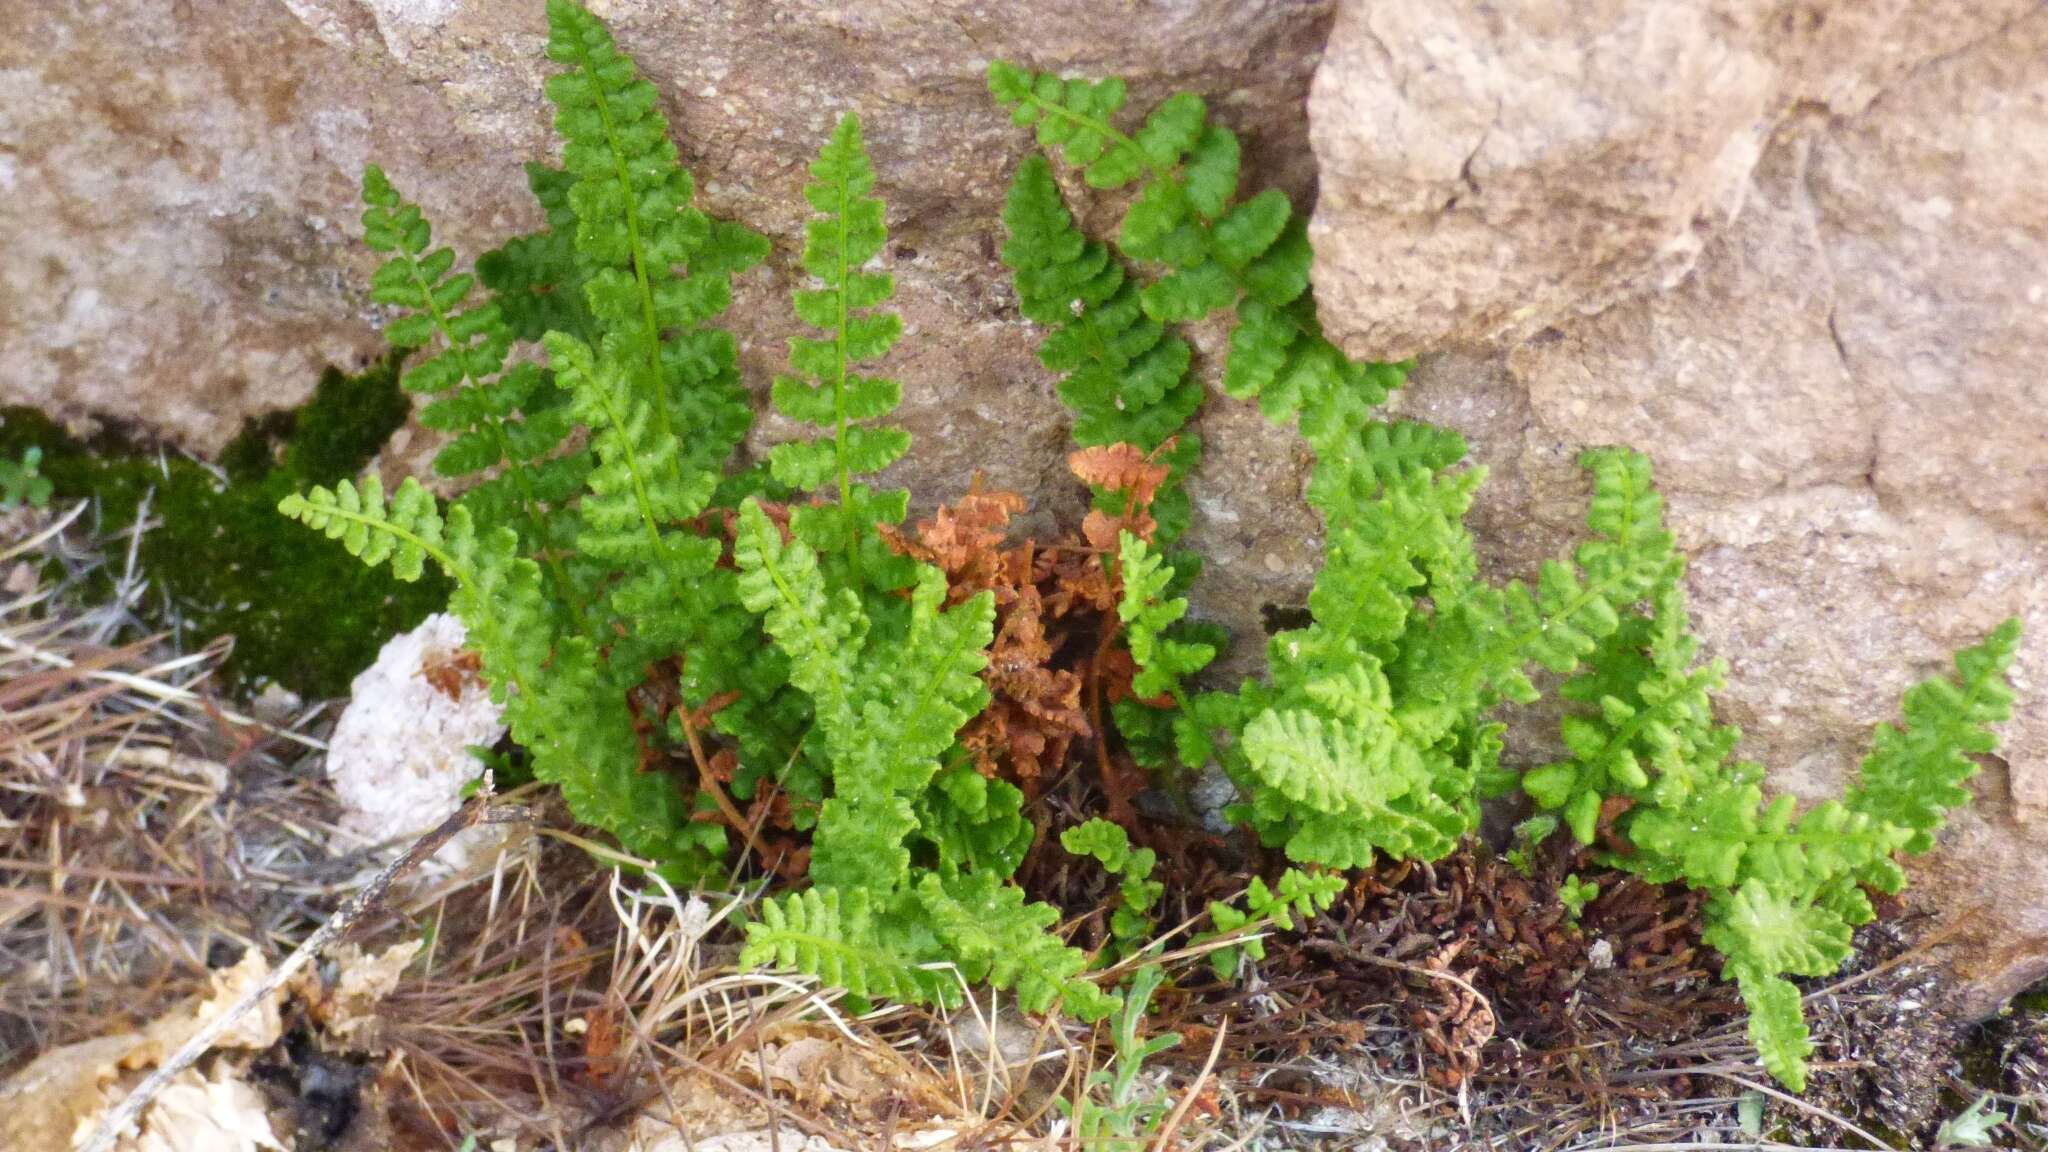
xmin=915 ymin=873 xmax=1116 ymax=1020
xmin=358 ymin=165 xmax=586 ymax=620
xmin=733 ymin=499 xmax=864 ymax=746
xmin=1704 ymin=880 xmax=1855 ymax=979
xmin=529 ymin=637 xmax=723 ymax=869
xmin=1848 ymin=617 xmax=2021 ymax=852
xmin=1000 ymin=155 xmax=1202 ymax=541
xmin=741 ymin=887 xmax=953 ymax=1005
xmin=1733 ymin=964 xmax=1813 ymax=1093
xmin=855 ymin=568 xmax=997 ymax=795
xmin=989 ymin=63 xmax=1390 ymax=448
xmin=1118 ymin=532 xmax=1216 ymax=701
xmin=543 ymin=0 xmax=764 ymax=482
xmin=917 ymin=766 xmax=1034 ymax=879
xmin=768 ymin=113 xmax=915 ymax=585
xmin=278 ymin=476 xmax=450 ymax=583
xmin=1398 ymin=449 xmax=1675 ymax=717
xmin=1061 ymin=816 xmax=1135 ymax=869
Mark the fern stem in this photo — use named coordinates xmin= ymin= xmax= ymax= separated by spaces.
xmin=830 ymin=158 xmax=862 ymax=585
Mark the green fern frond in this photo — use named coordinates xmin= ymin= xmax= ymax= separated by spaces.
xmin=1199 ymin=868 xmax=1344 ymax=978
xmin=988 ymin=61 xmax=1395 ymax=453
xmin=1398 ymin=448 xmax=1675 ymax=717
xmin=1733 ymin=964 xmax=1814 ymax=1093
xmin=741 ymin=887 xmax=955 ymax=1005
xmin=278 ymin=476 xmax=453 ymax=583
xmin=1000 ymin=154 xmax=1202 ymax=540
xmin=445 ymin=518 xmax=554 ymax=707
xmin=915 ymin=872 xmax=1116 ymax=1020
xmin=1062 ymin=817 xmax=1163 ymax=953
xmin=543 ymin=0 xmax=765 ymax=482
xmin=528 ymin=637 xmax=724 ymax=869
xmin=1118 ymin=532 xmax=1216 ymax=702
xmin=359 ymin=165 xmax=585 ymax=616
xmin=733 ymin=499 xmax=865 ymax=745
xmin=735 ymin=498 xmax=994 ymax=893
xmin=1704 ymin=880 xmax=1855 ymax=980
xmin=918 ymin=766 xmax=1034 ymax=879
xmin=769 ymin=113 xmax=909 ymax=514
xmin=1848 ymin=617 xmax=2021 ymax=852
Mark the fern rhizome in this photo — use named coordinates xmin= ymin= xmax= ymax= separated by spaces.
xmin=286 ymin=0 xmax=2021 ymax=1091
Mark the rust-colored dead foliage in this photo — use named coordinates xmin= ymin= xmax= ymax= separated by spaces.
xmin=881 ymin=442 xmax=1178 ymax=806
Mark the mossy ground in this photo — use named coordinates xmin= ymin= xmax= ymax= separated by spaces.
xmin=0 ymin=355 xmax=446 ymax=698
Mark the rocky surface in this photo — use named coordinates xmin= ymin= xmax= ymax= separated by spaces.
xmin=1318 ymin=0 xmax=2048 ymax=1013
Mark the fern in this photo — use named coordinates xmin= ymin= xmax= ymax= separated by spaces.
xmin=359 ymin=167 xmax=586 ymax=612
xmin=1847 ymin=617 xmax=2021 ymax=854
xmin=543 ymin=0 xmax=766 ymax=488
xmin=1200 ymin=868 xmax=1345 ymax=979
xmin=989 ymin=61 xmax=1373 ymax=436
xmin=1117 ymin=532 xmax=1216 ymax=703
xmin=477 ymin=162 xmax=592 ymax=344
xmin=1000 ymin=155 xmax=1201 ymax=543
xmin=1062 ymin=817 xmax=1165 ymax=957
xmin=1180 ymin=450 xmax=1672 ymax=872
xmin=279 ymin=476 xmax=451 ymax=584
xmin=278 ymin=15 xmax=2023 ymax=1081
xmin=1516 ymin=479 xmax=2022 ymax=1088
xmin=769 ymin=112 xmax=912 ymax=573
xmin=739 ymin=887 xmax=954 ymax=1005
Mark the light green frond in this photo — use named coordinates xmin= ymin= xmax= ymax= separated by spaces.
xmin=278 ymin=476 xmax=452 ymax=583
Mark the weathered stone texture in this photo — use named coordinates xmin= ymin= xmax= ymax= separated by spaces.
xmin=1323 ymin=0 xmax=2048 ymax=1012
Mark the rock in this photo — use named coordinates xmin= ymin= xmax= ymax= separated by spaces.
xmin=1305 ymin=0 xmax=2044 ymax=362
xmin=0 ymin=951 xmax=287 ymax=1152
xmin=1317 ymin=0 xmax=2048 ymax=1014
xmin=324 ymin=612 xmax=506 ymax=870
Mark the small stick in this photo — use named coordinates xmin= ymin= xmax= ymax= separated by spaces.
xmin=81 ymin=784 xmax=525 ymax=1152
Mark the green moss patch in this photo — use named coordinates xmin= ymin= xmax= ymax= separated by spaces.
xmin=0 ymin=355 xmax=448 ymax=699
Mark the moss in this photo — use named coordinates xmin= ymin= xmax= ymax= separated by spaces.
xmin=2015 ymin=977 xmax=2048 ymax=1016
xmin=0 ymin=355 xmax=448 ymax=699
xmin=281 ymin=357 xmax=415 ymax=483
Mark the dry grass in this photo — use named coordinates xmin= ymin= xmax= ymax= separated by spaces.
xmin=0 ymin=500 xmax=344 ymax=1070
